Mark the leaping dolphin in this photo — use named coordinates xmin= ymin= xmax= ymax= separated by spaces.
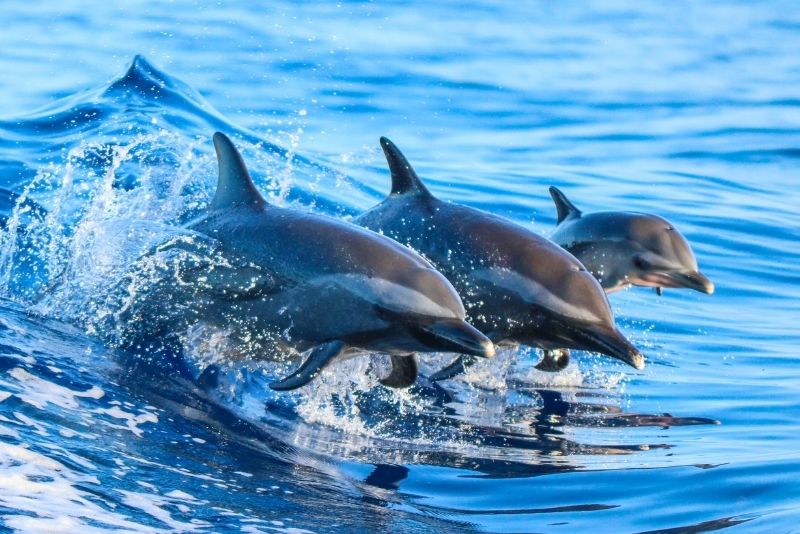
xmin=122 ymin=132 xmax=494 ymax=391
xmin=548 ymin=187 xmax=714 ymax=296
xmin=355 ymin=138 xmax=645 ymax=380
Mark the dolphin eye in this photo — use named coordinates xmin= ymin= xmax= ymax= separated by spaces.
xmin=666 ymin=226 xmax=674 ymax=231
xmin=634 ymin=255 xmax=651 ymax=270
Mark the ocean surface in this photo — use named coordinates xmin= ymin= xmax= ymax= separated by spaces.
xmin=0 ymin=2 xmax=799 ymax=532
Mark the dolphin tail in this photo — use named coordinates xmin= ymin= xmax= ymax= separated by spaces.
xmin=549 ymin=186 xmax=582 ymax=224
xmin=379 ymin=137 xmax=434 ymax=198
xmin=269 ymin=340 xmax=346 ymax=391
xmin=379 ymin=354 xmax=419 ymax=388
xmin=429 ymin=355 xmax=478 ymax=382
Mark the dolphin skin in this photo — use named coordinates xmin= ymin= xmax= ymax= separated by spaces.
xmin=549 ymin=187 xmax=714 ymax=296
xmin=355 ymin=138 xmax=644 ymax=380
xmin=123 ymin=132 xmax=493 ymax=391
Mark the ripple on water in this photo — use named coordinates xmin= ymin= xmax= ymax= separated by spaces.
xmin=0 ymin=2 xmax=799 ymax=530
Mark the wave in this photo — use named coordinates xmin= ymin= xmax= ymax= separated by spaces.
xmin=0 ymin=57 xmax=723 ymax=501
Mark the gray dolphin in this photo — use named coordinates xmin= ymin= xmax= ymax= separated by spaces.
xmin=355 ymin=138 xmax=645 ymax=380
xmin=124 ymin=132 xmax=494 ymax=391
xmin=549 ymin=187 xmax=714 ymax=296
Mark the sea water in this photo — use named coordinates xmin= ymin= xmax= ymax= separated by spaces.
xmin=0 ymin=2 xmax=799 ymax=532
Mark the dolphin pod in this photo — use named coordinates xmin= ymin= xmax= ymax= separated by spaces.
xmin=125 ymin=132 xmax=494 ymax=391
xmin=356 ymin=138 xmax=645 ymax=380
xmin=549 ymin=187 xmax=714 ymax=296
xmin=125 ymin=133 xmax=714 ymax=391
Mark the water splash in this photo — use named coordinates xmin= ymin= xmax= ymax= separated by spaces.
xmin=0 ymin=57 xmax=713 ymax=477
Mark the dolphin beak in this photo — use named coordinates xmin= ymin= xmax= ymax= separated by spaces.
xmin=640 ymin=270 xmax=715 ymax=295
xmin=416 ymin=319 xmax=495 ymax=358
xmin=580 ymin=326 xmax=645 ymax=370
xmin=672 ymin=270 xmax=715 ymax=295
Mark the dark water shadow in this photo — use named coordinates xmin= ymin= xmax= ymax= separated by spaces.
xmin=636 ymin=515 xmax=753 ymax=534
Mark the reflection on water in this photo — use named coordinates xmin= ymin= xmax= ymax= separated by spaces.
xmin=160 ymin=350 xmax=716 ymax=485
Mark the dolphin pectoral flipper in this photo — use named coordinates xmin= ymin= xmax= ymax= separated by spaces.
xmin=534 ymin=349 xmax=570 ymax=372
xmin=548 ymin=186 xmax=582 ymax=224
xmin=380 ymin=354 xmax=419 ymax=388
xmin=429 ymin=355 xmax=477 ymax=382
xmin=269 ymin=340 xmax=346 ymax=391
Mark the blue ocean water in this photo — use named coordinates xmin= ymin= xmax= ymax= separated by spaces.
xmin=0 ymin=1 xmax=799 ymax=532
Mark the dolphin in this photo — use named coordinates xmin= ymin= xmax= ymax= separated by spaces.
xmin=355 ymin=138 xmax=645 ymax=380
xmin=548 ymin=187 xmax=714 ymax=296
xmin=122 ymin=132 xmax=494 ymax=391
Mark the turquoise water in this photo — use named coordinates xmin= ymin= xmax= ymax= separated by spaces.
xmin=0 ymin=2 xmax=799 ymax=532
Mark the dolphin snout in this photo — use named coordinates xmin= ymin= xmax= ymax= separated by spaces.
xmin=417 ymin=319 xmax=495 ymax=358
xmin=581 ymin=327 xmax=645 ymax=370
xmin=644 ymin=270 xmax=714 ymax=295
xmin=677 ymin=270 xmax=714 ymax=295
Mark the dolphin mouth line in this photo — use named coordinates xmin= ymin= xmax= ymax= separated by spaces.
xmin=417 ymin=319 xmax=495 ymax=359
xmin=637 ymin=270 xmax=714 ymax=294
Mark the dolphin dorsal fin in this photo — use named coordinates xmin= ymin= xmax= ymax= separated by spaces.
xmin=211 ymin=132 xmax=266 ymax=210
xmin=549 ymin=186 xmax=582 ymax=224
xmin=380 ymin=137 xmax=433 ymax=198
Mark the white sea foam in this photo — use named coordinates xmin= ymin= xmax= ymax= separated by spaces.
xmin=93 ymin=405 xmax=159 ymax=437
xmin=0 ymin=442 xmax=161 ymax=533
xmin=7 ymin=367 xmax=105 ymax=410
xmin=119 ymin=490 xmax=210 ymax=531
